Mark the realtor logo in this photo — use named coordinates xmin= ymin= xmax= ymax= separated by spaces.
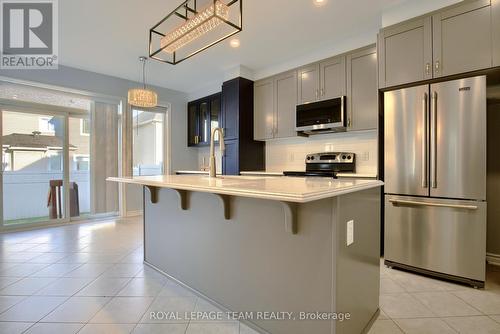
xmin=1 ymin=0 xmax=58 ymax=69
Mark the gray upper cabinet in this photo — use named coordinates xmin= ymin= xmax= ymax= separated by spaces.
xmin=275 ymin=70 xmax=298 ymax=138
xmin=254 ymin=72 xmax=298 ymax=141
xmin=378 ymin=17 xmax=432 ymax=88
xmin=254 ymin=78 xmax=274 ymax=141
xmin=432 ymin=0 xmax=492 ymax=78
xmin=320 ymin=56 xmax=346 ymax=99
xmin=297 ymin=64 xmax=320 ymax=104
xmin=494 ymin=0 xmax=500 ymax=66
xmin=379 ymin=0 xmax=495 ymax=88
xmin=346 ymin=45 xmax=378 ymax=131
xmin=253 ymin=46 xmax=371 ymax=140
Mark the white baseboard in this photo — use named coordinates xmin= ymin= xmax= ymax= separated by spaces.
xmin=487 ymin=253 xmax=500 ymax=266
xmin=125 ymin=210 xmax=143 ymax=217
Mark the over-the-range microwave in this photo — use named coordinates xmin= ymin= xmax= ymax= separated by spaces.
xmin=295 ymin=96 xmax=346 ymax=135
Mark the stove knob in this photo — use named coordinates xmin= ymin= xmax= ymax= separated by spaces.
xmin=347 ymin=155 xmax=352 ymax=160
xmin=307 ymin=156 xmax=310 ymax=161
xmin=342 ymin=155 xmax=347 ymax=160
xmin=310 ymin=156 xmax=315 ymax=160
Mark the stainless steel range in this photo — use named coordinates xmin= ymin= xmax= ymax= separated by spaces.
xmin=283 ymin=152 xmax=355 ymax=178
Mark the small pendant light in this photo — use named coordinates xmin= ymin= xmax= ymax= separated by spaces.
xmin=128 ymin=56 xmax=158 ymax=108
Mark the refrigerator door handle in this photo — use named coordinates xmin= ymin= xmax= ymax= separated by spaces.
xmin=388 ymin=199 xmax=478 ymax=210
xmin=430 ymin=91 xmax=438 ymax=189
xmin=422 ymin=92 xmax=428 ymax=188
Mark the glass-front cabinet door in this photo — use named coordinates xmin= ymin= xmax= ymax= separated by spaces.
xmin=210 ymin=94 xmax=221 ymax=142
xmin=187 ymin=93 xmax=221 ymax=147
xmin=187 ymin=102 xmax=199 ymax=146
xmin=198 ymin=100 xmax=210 ymax=145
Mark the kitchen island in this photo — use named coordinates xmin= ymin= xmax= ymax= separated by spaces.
xmin=108 ymin=175 xmax=383 ymax=334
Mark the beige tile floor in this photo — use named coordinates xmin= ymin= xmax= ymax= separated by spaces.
xmin=370 ymin=259 xmax=500 ymax=334
xmin=0 ymin=217 xmax=499 ymax=334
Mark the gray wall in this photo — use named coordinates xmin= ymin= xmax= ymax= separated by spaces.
xmin=488 ymin=102 xmax=500 ymax=255
xmin=0 ymin=65 xmax=198 ymax=214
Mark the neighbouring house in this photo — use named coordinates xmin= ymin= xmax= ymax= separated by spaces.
xmin=2 ymin=111 xmax=90 ymax=172
xmin=2 ymin=132 xmax=76 ymax=172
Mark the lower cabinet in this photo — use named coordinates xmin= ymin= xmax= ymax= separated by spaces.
xmin=346 ymin=45 xmax=378 ymax=131
xmin=222 ymin=139 xmax=238 ymax=175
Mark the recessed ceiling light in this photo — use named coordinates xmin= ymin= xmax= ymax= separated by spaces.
xmin=230 ymin=39 xmax=240 ymax=48
xmin=314 ymin=0 xmax=327 ymax=6
xmin=12 ymin=95 xmax=18 ymax=99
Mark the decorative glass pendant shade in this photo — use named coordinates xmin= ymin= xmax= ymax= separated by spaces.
xmin=149 ymin=0 xmax=242 ymax=65
xmin=128 ymin=88 xmax=158 ymax=108
xmin=128 ymin=57 xmax=158 ymax=108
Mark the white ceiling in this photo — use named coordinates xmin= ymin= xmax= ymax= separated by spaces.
xmin=59 ymin=0 xmax=441 ymax=95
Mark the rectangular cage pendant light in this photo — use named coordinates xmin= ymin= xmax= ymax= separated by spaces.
xmin=149 ymin=0 xmax=242 ymax=65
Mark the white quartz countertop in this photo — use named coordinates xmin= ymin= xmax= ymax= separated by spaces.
xmin=239 ymin=171 xmax=378 ymax=178
xmin=108 ymin=175 xmax=383 ymax=203
xmin=177 ymin=170 xmax=378 ymax=178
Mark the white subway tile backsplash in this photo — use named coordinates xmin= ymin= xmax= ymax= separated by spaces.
xmin=264 ymin=130 xmax=378 ymax=174
xmin=196 ymin=130 xmax=378 ymax=175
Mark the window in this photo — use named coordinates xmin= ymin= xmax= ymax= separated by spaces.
xmin=48 ymin=151 xmax=62 ymax=171
xmin=2 ymin=151 xmax=11 ymax=171
xmin=39 ymin=117 xmax=55 ymax=133
xmin=80 ymin=118 xmax=90 ymax=136
xmin=132 ymin=108 xmax=165 ymax=176
xmin=74 ymin=155 xmax=89 ymax=171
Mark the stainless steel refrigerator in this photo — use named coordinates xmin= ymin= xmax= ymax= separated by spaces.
xmin=384 ymin=75 xmax=487 ymax=287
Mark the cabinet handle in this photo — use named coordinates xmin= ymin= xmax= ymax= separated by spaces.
xmin=425 ymin=63 xmax=431 ymax=76
xmin=347 ymin=118 xmax=351 ymax=128
xmin=320 ymin=88 xmax=325 ymax=96
xmin=315 ymin=89 xmax=319 ymax=99
xmin=435 ymin=60 xmax=440 ymax=74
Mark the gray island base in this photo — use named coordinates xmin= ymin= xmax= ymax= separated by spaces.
xmin=109 ymin=175 xmax=382 ymax=334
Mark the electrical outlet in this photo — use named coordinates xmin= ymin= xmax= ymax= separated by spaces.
xmin=347 ymin=220 xmax=354 ymax=246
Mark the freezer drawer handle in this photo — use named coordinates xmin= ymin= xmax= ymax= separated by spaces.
xmin=389 ymin=199 xmax=478 ymax=210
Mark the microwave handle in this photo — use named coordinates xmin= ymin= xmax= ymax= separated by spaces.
xmin=341 ymin=96 xmax=350 ymax=128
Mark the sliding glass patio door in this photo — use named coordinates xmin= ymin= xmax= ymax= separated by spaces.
xmin=0 ymin=104 xmax=118 ymax=228
xmin=1 ymin=109 xmax=68 ymax=226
